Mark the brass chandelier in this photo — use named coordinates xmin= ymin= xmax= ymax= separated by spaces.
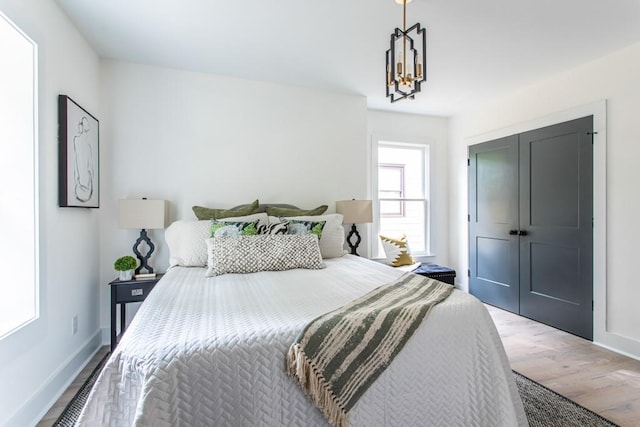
xmin=386 ymin=0 xmax=426 ymax=103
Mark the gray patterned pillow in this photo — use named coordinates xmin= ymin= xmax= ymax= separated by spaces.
xmin=205 ymin=234 xmax=324 ymax=277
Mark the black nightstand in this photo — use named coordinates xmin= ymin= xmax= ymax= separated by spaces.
xmin=109 ymin=274 xmax=163 ymax=351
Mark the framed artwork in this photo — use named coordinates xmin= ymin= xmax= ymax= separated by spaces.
xmin=58 ymin=95 xmax=100 ymax=208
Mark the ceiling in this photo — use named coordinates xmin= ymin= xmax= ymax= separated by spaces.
xmin=55 ymin=0 xmax=640 ymax=117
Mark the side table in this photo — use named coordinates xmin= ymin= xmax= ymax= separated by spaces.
xmin=109 ymin=274 xmax=163 ymax=351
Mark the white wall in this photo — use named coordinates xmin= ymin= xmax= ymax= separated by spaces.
xmin=10 ymin=2 xmax=635 ymax=422
xmin=367 ymin=110 xmax=450 ymax=266
xmin=98 ymin=60 xmax=368 ymax=330
xmin=449 ymin=42 xmax=640 ymax=359
xmin=0 ymin=1 xmax=101 ymax=426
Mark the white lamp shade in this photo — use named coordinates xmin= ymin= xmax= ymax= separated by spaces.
xmin=118 ymin=199 xmax=168 ymax=229
xmin=336 ymin=200 xmax=373 ymax=224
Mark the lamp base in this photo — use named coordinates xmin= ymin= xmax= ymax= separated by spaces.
xmin=133 ymin=229 xmax=155 ymax=274
xmin=346 ymin=224 xmax=362 ymax=256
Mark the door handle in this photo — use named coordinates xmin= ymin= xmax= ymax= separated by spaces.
xmin=518 ymin=230 xmax=528 ymax=236
xmin=509 ymin=230 xmax=518 ymax=235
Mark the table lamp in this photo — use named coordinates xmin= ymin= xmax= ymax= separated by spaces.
xmin=118 ymin=198 xmax=168 ymax=274
xmin=336 ymin=199 xmax=373 ymax=256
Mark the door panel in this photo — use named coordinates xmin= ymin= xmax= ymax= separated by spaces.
xmin=476 ymin=237 xmax=511 ymax=285
xmin=529 ymin=134 xmax=580 ymax=227
xmin=469 ymin=116 xmax=593 ymax=340
xmin=519 ymin=116 xmax=593 ymax=340
xmin=469 ymin=136 xmax=520 ymax=313
xmin=529 ymin=242 xmax=581 ymax=303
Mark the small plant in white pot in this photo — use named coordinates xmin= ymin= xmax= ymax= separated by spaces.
xmin=114 ymin=255 xmax=137 ymax=281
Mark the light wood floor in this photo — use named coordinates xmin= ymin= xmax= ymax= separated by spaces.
xmin=37 ymin=308 xmax=640 ymax=426
xmin=488 ymin=304 xmax=640 ymax=427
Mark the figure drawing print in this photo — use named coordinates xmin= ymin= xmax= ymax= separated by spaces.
xmin=59 ymin=95 xmax=99 ymax=208
xmin=73 ymin=116 xmax=94 ymax=202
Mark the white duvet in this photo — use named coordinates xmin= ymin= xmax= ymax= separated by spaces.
xmin=78 ymin=255 xmax=527 ymax=426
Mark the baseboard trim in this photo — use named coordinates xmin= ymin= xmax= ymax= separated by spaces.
xmin=5 ymin=330 xmax=103 ymax=427
xmin=100 ymin=326 xmax=110 ymax=346
xmin=594 ymin=332 xmax=640 ymax=362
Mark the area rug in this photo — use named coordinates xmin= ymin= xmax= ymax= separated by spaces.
xmin=514 ymin=371 xmax=619 ymax=427
xmin=54 ymin=356 xmax=619 ymax=427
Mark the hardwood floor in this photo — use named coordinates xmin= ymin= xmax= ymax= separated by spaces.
xmin=488 ymin=304 xmax=640 ymax=427
xmin=36 ymin=346 xmax=109 ymax=426
xmin=37 ymin=309 xmax=640 ymax=426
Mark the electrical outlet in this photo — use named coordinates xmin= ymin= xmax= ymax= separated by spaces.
xmin=72 ymin=315 xmax=78 ymax=335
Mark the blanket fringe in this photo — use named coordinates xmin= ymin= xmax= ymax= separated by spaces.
xmin=286 ymin=344 xmax=348 ymax=427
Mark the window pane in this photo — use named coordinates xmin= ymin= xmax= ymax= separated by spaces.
xmin=0 ymin=12 xmax=38 ymax=338
xmin=379 ymin=164 xmax=404 ymax=216
xmin=377 ymin=200 xmax=426 ymax=253
xmin=379 ymin=145 xmax=424 ymax=199
xmin=379 ymin=166 xmax=403 ymax=192
xmin=380 ymin=199 xmax=403 ymax=217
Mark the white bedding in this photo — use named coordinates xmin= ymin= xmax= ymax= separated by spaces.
xmin=78 ymin=255 xmax=527 ymax=426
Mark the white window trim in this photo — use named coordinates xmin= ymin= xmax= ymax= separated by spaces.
xmin=371 ymin=135 xmax=432 ymax=259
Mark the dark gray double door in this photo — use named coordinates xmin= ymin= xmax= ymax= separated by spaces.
xmin=469 ymin=116 xmax=593 ymax=340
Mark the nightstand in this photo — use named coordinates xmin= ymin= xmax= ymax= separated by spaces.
xmin=109 ymin=274 xmax=163 ymax=351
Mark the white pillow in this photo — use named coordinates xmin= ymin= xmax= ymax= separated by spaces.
xmin=268 ymin=213 xmax=347 ymax=259
xmin=205 ymin=234 xmax=324 ymax=277
xmin=165 ymin=213 xmax=269 ymax=267
xmin=165 ymin=220 xmax=210 ymax=267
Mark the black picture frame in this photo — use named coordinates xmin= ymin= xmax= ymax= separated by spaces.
xmin=58 ymin=95 xmax=100 ymax=208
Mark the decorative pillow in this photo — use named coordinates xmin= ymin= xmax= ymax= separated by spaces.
xmin=192 ymin=199 xmax=260 ymax=220
xmin=287 ymin=219 xmax=326 ymax=239
xmin=379 ymin=234 xmax=416 ymax=267
xmin=231 ymin=203 xmax=299 ymax=213
xmin=220 ymin=212 xmax=269 ymax=228
xmin=205 ymin=234 xmax=325 ymax=277
xmin=165 ymin=213 xmax=269 ymax=267
xmin=165 ymin=220 xmax=212 ymax=267
xmin=265 ymin=205 xmax=328 ymax=217
xmin=258 ymin=221 xmax=289 ymax=235
xmin=210 ymin=220 xmax=258 ymax=237
xmin=269 ymin=214 xmax=347 ymax=259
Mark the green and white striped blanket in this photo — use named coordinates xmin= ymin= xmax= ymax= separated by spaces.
xmin=286 ymin=273 xmax=453 ymax=427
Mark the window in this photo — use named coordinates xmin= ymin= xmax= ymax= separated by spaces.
xmin=378 ymin=163 xmax=405 ymax=216
xmin=373 ymin=140 xmax=429 ymax=258
xmin=0 ymin=11 xmax=39 ymax=338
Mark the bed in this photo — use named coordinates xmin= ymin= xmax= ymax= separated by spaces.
xmin=77 ymin=211 xmax=527 ymax=426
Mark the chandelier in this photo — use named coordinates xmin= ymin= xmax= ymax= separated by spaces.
xmin=386 ymin=0 xmax=426 ymax=103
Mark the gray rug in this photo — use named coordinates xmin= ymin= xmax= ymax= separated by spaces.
xmin=53 ymin=358 xmax=619 ymax=426
xmin=514 ymin=371 xmax=619 ymax=427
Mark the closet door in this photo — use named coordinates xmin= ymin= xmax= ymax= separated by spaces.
xmin=518 ymin=117 xmax=593 ymax=340
xmin=468 ymin=136 xmax=520 ymax=312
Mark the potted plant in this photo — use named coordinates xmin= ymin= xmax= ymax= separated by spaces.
xmin=114 ymin=255 xmax=137 ymax=281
